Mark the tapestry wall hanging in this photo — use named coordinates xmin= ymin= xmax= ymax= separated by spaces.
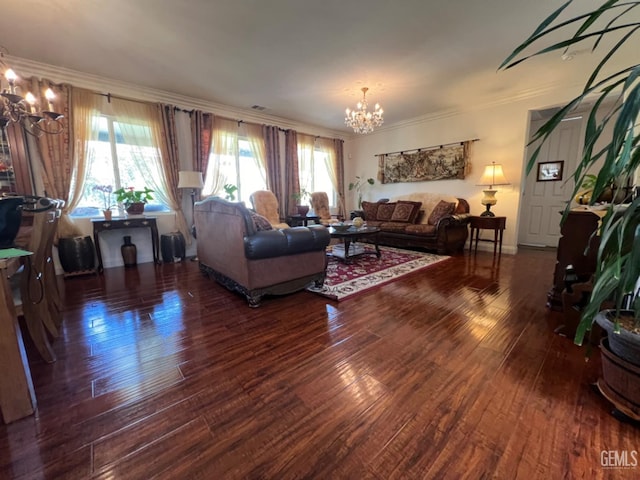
xmin=377 ymin=140 xmax=473 ymax=184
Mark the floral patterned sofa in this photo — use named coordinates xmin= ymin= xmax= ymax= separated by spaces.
xmin=361 ymin=192 xmax=470 ymax=254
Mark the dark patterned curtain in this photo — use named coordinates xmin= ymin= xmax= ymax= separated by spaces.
xmin=190 ymin=110 xmax=214 ymax=201
xmin=284 ymin=130 xmax=300 ymax=216
xmin=157 ymin=104 xmax=191 ymax=244
xmin=263 ymin=125 xmax=283 ymax=217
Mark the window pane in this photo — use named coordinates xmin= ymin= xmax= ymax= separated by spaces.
xmin=313 ymin=151 xmax=336 ymax=206
xmin=72 ymin=115 xmax=169 ymax=217
xmin=238 ymin=139 xmax=266 ymax=205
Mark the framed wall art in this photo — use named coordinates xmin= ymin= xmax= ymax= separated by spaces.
xmin=536 ymin=161 xmax=564 ymax=182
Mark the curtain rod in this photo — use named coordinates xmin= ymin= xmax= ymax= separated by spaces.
xmin=94 ymin=92 xmax=342 ymax=140
xmin=377 ymin=138 xmax=479 ymax=157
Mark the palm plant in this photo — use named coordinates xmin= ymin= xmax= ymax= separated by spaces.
xmin=500 ymin=0 xmax=640 ymax=345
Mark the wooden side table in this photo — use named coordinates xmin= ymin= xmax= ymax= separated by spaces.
xmin=469 ymin=216 xmax=506 ymax=256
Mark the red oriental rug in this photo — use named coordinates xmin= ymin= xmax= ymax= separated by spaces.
xmin=306 ymin=245 xmax=450 ymax=301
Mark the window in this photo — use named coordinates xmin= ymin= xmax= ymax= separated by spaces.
xmin=298 ymin=145 xmax=336 ymax=206
xmin=72 ymin=115 xmax=169 ymax=217
xmin=204 ymin=136 xmax=267 ymax=205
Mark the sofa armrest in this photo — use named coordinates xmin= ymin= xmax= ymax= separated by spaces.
xmin=435 ymin=213 xmax=470 ymax=229
xmin=244 ymin=225 xmax=330 ymax=260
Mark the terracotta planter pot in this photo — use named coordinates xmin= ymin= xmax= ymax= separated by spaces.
xmin=126 ymin=202 xmax=145 ymax=215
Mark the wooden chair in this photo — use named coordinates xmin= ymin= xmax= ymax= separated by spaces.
xmin=11 ymin=198 xmax=63 ymax=363
xmin=249 ymin=190 xmax=290 ymax=229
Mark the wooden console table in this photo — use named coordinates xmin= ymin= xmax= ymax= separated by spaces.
xmin=0 ymin=250 xmax=37 ymax=424
xmin=92 ymin=217 xmax=160 ymax=272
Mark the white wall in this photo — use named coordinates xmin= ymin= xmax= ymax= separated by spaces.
xmin=344 ymin=85 xmax=590 ymax=255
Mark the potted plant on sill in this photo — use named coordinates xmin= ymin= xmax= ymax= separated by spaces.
xmin=501 ymin=0 xmax=640 ymax=419
xmin=93 ymin=184 xmax=116 ymax=220
xmin=114 ymin=186 xmax=154 ymax=215
xmin=348 ymin=176 xmax=375 ymax=209
xmin=292 ymin=188 xmax=310 ymax=216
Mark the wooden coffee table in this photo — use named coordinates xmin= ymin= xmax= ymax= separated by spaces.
xmin=329 ymin=225 xmax=381 ymax=262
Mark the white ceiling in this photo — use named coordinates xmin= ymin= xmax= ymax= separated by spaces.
xmin=0 ymin=0 xmax=633 ymax=133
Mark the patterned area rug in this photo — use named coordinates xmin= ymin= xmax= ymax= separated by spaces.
xmin=306 ymin=245 xmax=450 ymax=301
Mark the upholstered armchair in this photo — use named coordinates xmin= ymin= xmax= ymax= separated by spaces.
xmin=249 ymin=190 xmax=290 ymax=229
xmin=310 ymin=192 xmax=341 ymax=226
xmin=194 ymin=196 xmax=330 ymax=307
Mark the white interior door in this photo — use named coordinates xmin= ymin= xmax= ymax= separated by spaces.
xmin=518 ymin=116 xmax=583 ymax=247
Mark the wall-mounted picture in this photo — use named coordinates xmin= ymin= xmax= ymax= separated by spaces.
xmin=537 ymin=161 xmax=564 ymax=182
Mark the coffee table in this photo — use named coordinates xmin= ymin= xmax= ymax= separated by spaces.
xmin=329 ymin=225 xmax=381 ymax=262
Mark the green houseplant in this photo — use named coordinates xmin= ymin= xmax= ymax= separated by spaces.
xmin=348 ymin=176 xmax=375 ymax=209
xmin=223 ymin=183 xmax=238 ymax=201
xmin=114 ymin=186 xmax=154 ymax=214
xmin=502 ymin=0 xmax=640 ymax=416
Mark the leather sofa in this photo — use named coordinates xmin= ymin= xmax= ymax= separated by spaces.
xmin=194 ymin=196 xmax=330 ymax=306
xmin=361 ymin=193 xmax=470 ymax=254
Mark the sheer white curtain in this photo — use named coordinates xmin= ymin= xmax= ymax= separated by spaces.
xmin=202 ymin=117 xmax=237 ymax=197
xmin=57 ymin=88 xmax=102 ymax=238
xmin=315 ymin=137 xmax=344 ymax=214
xmin=297 ymin=133 xmax=315 ymax=194
xmin=240 ymin=122 xmax=267 ymax=186
xmin=107 ymin=98 xmax=167 ymax=205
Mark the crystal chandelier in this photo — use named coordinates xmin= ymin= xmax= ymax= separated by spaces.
xmin=0 ymin=47 xmax=64 ymax=136
xmin=344 ymin=87 xmax=384 ymax=134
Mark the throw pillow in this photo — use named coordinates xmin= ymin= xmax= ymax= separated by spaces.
xmin=376 ymin=202 xmax=397 ymax=221
xmin=427 ymin=200 xmax=456 ymax=225
xmin=361 ymin=201 xmax=381 ymax=221
xmin=391 ymin=200 xmax=422 ymax=223
xmin=250 ymin=212 xmax=273 ymax=231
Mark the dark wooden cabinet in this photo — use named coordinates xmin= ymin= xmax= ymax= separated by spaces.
xmin=547 ymin=210 xmax=600 ymax=310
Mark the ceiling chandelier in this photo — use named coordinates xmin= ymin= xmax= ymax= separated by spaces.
xmin=344 ymin=87 xmax=384 ymax=134
xmin=0 ymin=47 xmax=64 ymax=136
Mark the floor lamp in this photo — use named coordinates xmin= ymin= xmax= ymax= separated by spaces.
xmin=178 ymin=170 xmax=204 ymax=243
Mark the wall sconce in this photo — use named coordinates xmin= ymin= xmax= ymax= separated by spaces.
xmin=477 ymin=162 xmax=510 ymax=216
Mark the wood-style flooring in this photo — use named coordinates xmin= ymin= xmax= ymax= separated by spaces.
xmin=1 ymin=248 xmax=638 ymax=479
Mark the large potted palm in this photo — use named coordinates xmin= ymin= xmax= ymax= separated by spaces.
xmin=501 ymin=0 xmax=640 ymax=419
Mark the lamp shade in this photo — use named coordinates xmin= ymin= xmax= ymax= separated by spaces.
xmin=177 ymin=171 xmax=204 ymax=189
xmin=477 ymin=162 xmax=509 ymax=188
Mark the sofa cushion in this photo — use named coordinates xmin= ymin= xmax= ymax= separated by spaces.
xmin=428 ymin=200 xmax=456 ymax=225
xmin=376 ymin=202 xmax=396 ymax=221
xmin=391 ymin=200 xmax=422 ymax=223
xmin=379 ymin=221 xmax=410 ymax=233
xmin=361 ymin=201 xmax=381 ymax=221
xmin=250 ymin=212 xmax=273 ymax=231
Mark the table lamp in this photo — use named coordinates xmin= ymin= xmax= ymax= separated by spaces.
xmin=477 ymin=162 xmax=510 ymax=217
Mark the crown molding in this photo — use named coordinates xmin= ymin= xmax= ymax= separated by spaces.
xmin=6 ymin=55 xmax=347 ymax=140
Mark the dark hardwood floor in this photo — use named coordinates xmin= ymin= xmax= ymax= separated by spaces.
xmin=1 ymin=248 xmax=638 ymax=479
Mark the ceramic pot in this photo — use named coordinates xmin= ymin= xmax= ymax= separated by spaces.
xmin=126 ymin=202 xmax=145 ymax=215
xmin=58 ymin=236 xmax=95 ymax=273
xmin=596 ymin=310 xmax=640 ymax=367
xmin=121 ymin=235 xmax=137 ymax=267
xmin=103 ymin=209 xmax=112 ymax=220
